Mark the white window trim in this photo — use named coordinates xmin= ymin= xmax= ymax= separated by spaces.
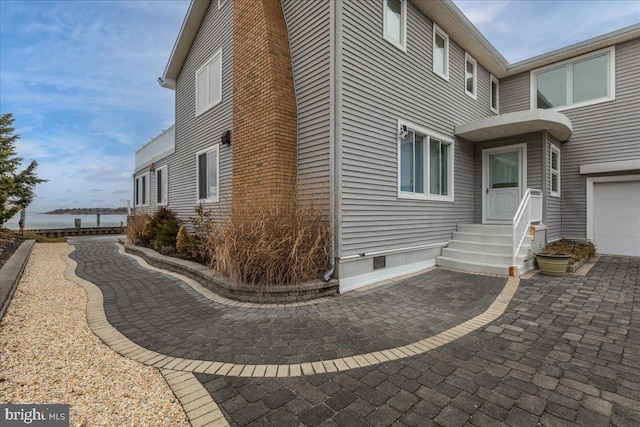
xmin=490 ymin=74 xmax=499 ymax=114
xmin=135 ymin=172 xmax=150 ymax=207
xmin=196 ymin=144 xmax=220 ymax=203
xmin=396 ymin=120 xmax=455 ymax=202
xmin=218 ymin=0 xmax=227 ymax=9
xmin=195 ymin=48 xmax=223 ymax=117
xmin=432 ymin=24 xmax=449 ymax=81
xmin=464 ymin=52 xmax=477 ymax=100
xmin=156 ymin=165 xmax=168 ymax=206
xmin=549 ymin=145 xmax=561 ymax=198
xmin=530 ymin=46 xmax=615 ymax=111
xmin=382 ymin=0 xmax=407 ymax=53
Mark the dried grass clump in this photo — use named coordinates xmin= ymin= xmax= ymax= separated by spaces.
xmin=543 ymin=238 xmax=596 ymax=265
xmin=124 ymin=214 xmax=151 ymax=243
xmin=195 ymin=198 xmax=330 ymax=287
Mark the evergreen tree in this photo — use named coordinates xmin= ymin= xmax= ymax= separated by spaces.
xmin=0 ymin=113 xmax=47 ymax=226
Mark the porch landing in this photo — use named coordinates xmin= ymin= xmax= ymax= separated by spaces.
xmin=437 ymin=224 xmax=536 ymax=276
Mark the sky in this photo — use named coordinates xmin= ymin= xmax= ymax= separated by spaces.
xmin=1 ymin=0 xmax=638 ymax=213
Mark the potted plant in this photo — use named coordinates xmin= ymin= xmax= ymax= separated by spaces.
xmin=535 ymin=252 xmax=571 ymax=276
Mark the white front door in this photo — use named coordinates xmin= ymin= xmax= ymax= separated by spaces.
xmin=483 ymin=144 xmax=526 ymax=223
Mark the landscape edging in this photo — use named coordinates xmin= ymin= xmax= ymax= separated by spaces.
xmin=121 ymin=241 xmax=339 ymax=303
xmin=0 ymin=239 xmax=36 ymax=322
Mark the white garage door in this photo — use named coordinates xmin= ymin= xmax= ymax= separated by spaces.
xmin=593 ymin=180 xmax=640 ymax=256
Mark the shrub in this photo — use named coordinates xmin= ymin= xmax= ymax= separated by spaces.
xmin=176 ymin=225 xmax=193 ymax=260
xmin=542 ymin=238 xmax=596 ymax=265
xmin=124 ymin=214 xmax=151 ymax=243
xmin=155 ymin=217 xmax=179 ymax=249
xmin=195 ymin=198 xmax=330 ymax=287
xmin=148 ymin=207 xmax=177 ymax=243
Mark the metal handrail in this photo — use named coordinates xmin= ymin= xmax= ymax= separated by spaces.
xmin=512 ymin=188 xmax=543 ymax=266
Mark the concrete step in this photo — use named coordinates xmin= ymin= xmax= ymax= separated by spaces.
xmin=448 ymin=240 xmax=512 ymax=255
xmin=448 ymin=240 xmax=533 ymax=258
xmin=457 ymin=224 xmax=513 ymax=234
xmin=452 ymin=232 xmax=513 ymax=245
xmin=436 ymin=256 xmax=509 ymax=276
xmin=441 ymin=248 xmax=526 ymax=265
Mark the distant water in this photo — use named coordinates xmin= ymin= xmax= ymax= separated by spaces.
xmin=3 ymin=213 xmax=127 ymax=230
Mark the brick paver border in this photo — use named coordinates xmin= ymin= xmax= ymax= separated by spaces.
xmin=64 ymin=243 xmax=520 ymax=426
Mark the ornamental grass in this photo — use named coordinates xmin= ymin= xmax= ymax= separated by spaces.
xmin=194 ymin=197 xmax=330 ymax=287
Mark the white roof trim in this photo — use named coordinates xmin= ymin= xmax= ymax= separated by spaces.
xmin=161 ymin=1 xmax=640 ymax=87
xmin=161 ymin=0 xmax=211 ymax=86
xmin=455 ymin=109 xmax=573 ymax=142
xmin=413 ymin=1 xmax=640 ymax=78
xmin=580 ymin=159 xmax=640 ymax=175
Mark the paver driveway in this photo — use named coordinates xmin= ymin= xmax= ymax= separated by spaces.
xmin=68 ymin=240 xmax=640 ymax=426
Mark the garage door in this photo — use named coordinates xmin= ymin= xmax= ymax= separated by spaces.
xmin=593 ymin=180 xmax=640 ymax=256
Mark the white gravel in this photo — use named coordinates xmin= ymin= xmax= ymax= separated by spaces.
xmin=0 ymin=243 xmax=190 ymax=426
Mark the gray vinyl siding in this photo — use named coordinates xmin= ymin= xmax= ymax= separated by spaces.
xmin=281 ymin=0 xmax=331 ymax=209
xmin=339 ymin=1 xmax=495 ymax=256
xmin=545 ymin=134 xmax=562 ymax=241
xmin=561 ymin=39 xmax=640 ymax=238
xmin=472 ymin=133 xmax=543 ymax=223
xmin=499 ymin=39 xmax=640 ymax=239
xmin=499 ymin=73 xmax=530 ymax=114
xmin=170 ymin=1 xmax=233 ymax=223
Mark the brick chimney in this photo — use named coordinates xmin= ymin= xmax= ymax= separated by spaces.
xmin=232 ymin=0 xmax=297 ymax=215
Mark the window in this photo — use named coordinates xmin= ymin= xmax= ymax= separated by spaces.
xmin=464 ymin=53 xmax=477 ymax=99
xmin=432 ymin=24 xmax=449 ymax=80
xmin=531 ymin=47 xmax=615 ymax=110
xmin=195 ymin=49 xmax=223 ymax=116
xmin=398 ymin=121 xmax=454 ymax=201
xmin=196 ymin=145 xmax=219 ymax=203
xmin=383 ymin=0 xmax=406 ymax=52
xmin=156 ymin=165 xmax=168 ymax=206
xmin=135 ymin=173 xmax=149 ymax=206
xmin=550 ymin=145 xmax=561 ymax=197
xmin=490 ymin=74 xmax=499 ymax=113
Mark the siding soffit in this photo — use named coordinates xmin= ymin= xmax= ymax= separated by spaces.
xmin=455 ymin=109 xmax=573 ymax=143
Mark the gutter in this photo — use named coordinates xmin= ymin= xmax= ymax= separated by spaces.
xmin=323 ymin=0 xmax=343 ymax=282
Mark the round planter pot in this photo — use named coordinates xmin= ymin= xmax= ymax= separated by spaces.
xmin=535 ymin=253 xmax=571 ymax=277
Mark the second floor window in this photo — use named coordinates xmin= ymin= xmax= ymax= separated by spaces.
xmin=532 ymin=47 xmax=615 ymax=110
xmin=490 ymin=75 xmax=499 ymax=113
xmin=433 ymin=24 xmax=449 ymax=80
xmin=196 ymin=49 xmax=223 ymax=116
xmin=383 ymin=0 xmax=406 ymax=51
xmin=465 ymin=53 xmax=477 ymax=99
